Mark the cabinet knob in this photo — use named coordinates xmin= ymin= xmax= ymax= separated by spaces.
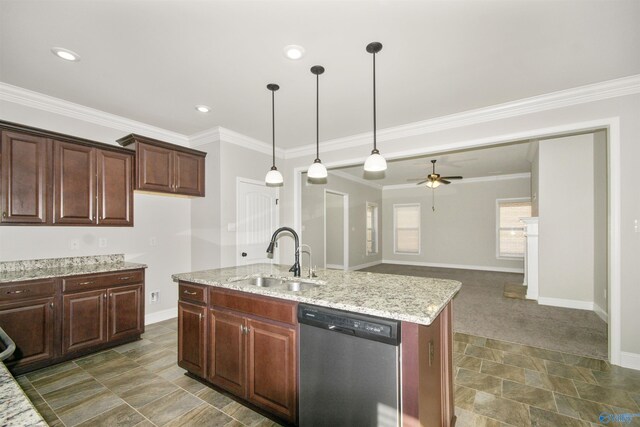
xmin=103 ymin=293 xmax=107 ymax=300
xmin=199 ymin=313 xmax=203 ymax=321
xmin=2 ymin=211 xmax=6 ymax=218
xmin=50 ymin=301 xmax=54 ymax=309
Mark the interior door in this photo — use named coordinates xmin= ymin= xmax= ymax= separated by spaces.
xmin=237 ymin=180 xmax=278 ymax=265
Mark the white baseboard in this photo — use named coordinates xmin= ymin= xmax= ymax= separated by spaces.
xmin=349 ymin=260 xmax=383 ymax=271
xmin=145 ymin=307 xmax=177 ymax=325
xmin=538 ymin=297 xmax=594 ymax=311
xmin=620 ymin=352 xmax=640 ymax=370
xmin=593 ymin=303 xmax=608 ymax=323
xmin=380 ymin=259 xmax=524 ymax=274
xmin=326 ymin=264 xmax=345 ymax=270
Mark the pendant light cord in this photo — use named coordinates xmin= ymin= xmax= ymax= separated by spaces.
xmin=372 ymin=51 xmax=377 ymax=152
xmin=316 ymin=73 xmax=320 ymax=160
xmin=271 ymin=89 xmax=276 ymax=168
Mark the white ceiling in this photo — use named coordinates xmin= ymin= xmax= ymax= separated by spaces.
xmin=333 ymin=141 xmax=532 ymax=186
xmin=1 ymin=1 xmax=639 ymax=149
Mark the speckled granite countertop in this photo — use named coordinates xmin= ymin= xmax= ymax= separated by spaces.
xmin=0 ymin=254 xmax=147 ymax=284
xmin=0 ymin=361 xmax=47 ymax=427
xmin=172 ymin=264 xmax=461 ymax=325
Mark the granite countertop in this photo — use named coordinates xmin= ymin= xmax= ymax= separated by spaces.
xmin=0 ymin=362 xmax=47 ymax=427
xmin=0 ymin=254 xmax=147 ymax=284
xmin=172 ymin=264 xmax=461 ymax=325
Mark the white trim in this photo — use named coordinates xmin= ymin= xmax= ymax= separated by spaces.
xmin=380 ymin=259 xmax=524 ymax=274
xmin=620 ymin=352 xmax=640 ymax=371
xmin=323 ymin=189 xmax=349 ymax=271
xmin=329 ymin=170 xmax=383 ymax=190
xmin=594 ymin=303 xmax=608 ymax=324
xmin=0 ymin=82 xmax=189 ymax=145
xmin=145 ymin=308 xmax=177 ymax=325
xmin=608 ymin=118 xmax=622 ymax=366
xmin=393 ymin=203 xmax=421 ymax=255
xmin=383 ymin=173 xmax=531 ymax=191
xmin=284 ymin=75 xmax=640 ymax=159
xmin=325 ymin=264 xmax=344 ymax=270
xmin=190 ymin=126 xmax=285 ymax=158
xmin=365 ymin=201 xmax=379 ymax=256
xmin=496 ymin=197 xmax=531 ymax=259
xmin=348 ymin=260 xmax=383 ymax=271
xmin=538 ymin=297 xmax=594 ymax=311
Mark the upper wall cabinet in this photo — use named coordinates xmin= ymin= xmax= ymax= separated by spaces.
xmin=0 ymin=121 xmax=134 ymax=227
xmin=117 ymin=134 xmax=206 ymax=197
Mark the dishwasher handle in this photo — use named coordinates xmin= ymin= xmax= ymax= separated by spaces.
xmin=328 ymin=325 xmax=356 ymax=335
xmin=0 ymin=326 xmax=16 ymax=362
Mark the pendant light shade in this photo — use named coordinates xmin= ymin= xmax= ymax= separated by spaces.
xmin=265 ymin=83 xmax=283 ymax=187
xmin=364 ymin=42 xmax=387 ymax=173
xmin=307 ymin=65 xmax=328 ymax=180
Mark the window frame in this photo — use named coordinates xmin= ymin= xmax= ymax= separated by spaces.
xmin=393 ymin=203 xmax=421 ymax=255
xmin=495 ymin=197 xmax=531 ymax=259
xmin=365 ymin=202 xmax=379 ymax=256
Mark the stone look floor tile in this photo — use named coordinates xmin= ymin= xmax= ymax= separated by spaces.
xmin=173 ymin=375 xmax=207 ymax=394
xmin=592 ymin=368 xmax=640 ymax=394
xmin=56 ymin=388 xmax=125 ymax=426
xmin=524 ymin=370 xmax=579 ymax=397
xmin=112 ymin=338 xmax=155 ymax=354
xmin=195 ymin=387 xmax=235 ymax=410
xmin=455 ymin=384 xmax=477 ymax=411
xmin=481 ymin=360 xmax=526 ymax=383
xmin=102 ymin=368 xmax=162 ymax=394
xmin=520 ymin=346 xmax=565 ymax=363
xmin=138 ymin=388 xmax=203 ymax=426
xmin=456 ymin=368 xmax=502 ymax=396
xmin=133 ymin=420 xmax=155 ymax=427
xmin=455 ymin=332 xmax=488 ymax=347
xmin=156 ymin=364 xmax=187 ymax=381
xmin=544 ymin=361 xmax=598 ymax=384
xmin=454 ymin=341 xmax=469 ymax=353
xmin=81 ymin=355 xmax=140 ymax=381
xmin=163 ymin=403 xmax=235 ymax=427
xmin=41 ymin=376 xmax=106 ymax=410
xmin=454 ymin=406 xmax=476 ymax=426
xmin=25 ymin=361 xmax=78 ymax=383
xmin=573 ymin=380 xmax=640 ymax=411
xmin=561 ymin=353 xmax=609 ymax=372
xmin=75 ymin=350 xmax=123 ymax=368
xmin=528 ymin=406 xmax=591 ymax=427
xmin=503 ymin=353 xmax=547 ymax=373
xmin=455 ymin=354 xmax=484 ymax=372
xmin=75 ymin=403 xmax=145 ymax=427
xmin=485 ymin=338 xmax=528 ymax=355
xmin=30 ymin=366 xmax=93 ymax=395
xmin=120 ymin=376 xmax=179 ymax=409
xmin=465 ymin=345 xmax=504 ymax=363
xmin=502 ymin=379 xmax=556 ymax=411
xmin=554 ymin=393 xmax=616 ymax=423
xmin=222 ymin=401 xmax=270 ymax=426
xmin=474 ymin=414 xmax=510 ymax=426
xmin=121 ymin=342 xmax=167 ymax=360
xmin=473 ymin=391 xmax=531 ymax=426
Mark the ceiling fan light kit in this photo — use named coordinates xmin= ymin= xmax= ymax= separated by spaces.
xmin=307 ymin=65 xmax=328 ymax=180
xmin=265 ymin=83 xmax=284 ymax=187
xmin=364 ymin=41 xmax=387 ymax=173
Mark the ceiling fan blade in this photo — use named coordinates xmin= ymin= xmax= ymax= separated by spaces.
xmin=415 ymin=180 xmax=429 ymax=185
xmin=440 ymin=179 xmax=451 ymax=185
xmin=441 ymin=176 xmax=463 ymax=180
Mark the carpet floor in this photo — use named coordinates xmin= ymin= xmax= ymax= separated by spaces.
xmin=359 ymin=264 xmax=608 ymax=360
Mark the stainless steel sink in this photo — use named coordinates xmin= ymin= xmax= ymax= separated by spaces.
xmin=284 ymin=280 xmax=320 ymax=292
xmin=248 ymin=277 xmax=284 ymax=287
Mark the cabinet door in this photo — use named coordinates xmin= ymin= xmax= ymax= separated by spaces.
xmin=174 ymin=151 xmax=205 ymax=196
xmin=0 ymin=297 xmax=55 ymax=367
xmin=97 ymin=150 xmax=133 ymax=226
xmin=208 ymin=309 xmax=246 ymax=396
xmin=247 ymin=318 xmax=297 ymax=422
xmin=107 ymin=284 xmax=143 ymax=342
xmin=0 ymin=131 xmax=49 ymax=224
xmin=63 ymin=289 xmax=107 ymax=354
xmin=53 ymin=141 xmax=96 ymax=224
xmin=178 ymin=301 xmax=206 ymax=377
xmin=136 ymin=142 xmax=174 ymax=193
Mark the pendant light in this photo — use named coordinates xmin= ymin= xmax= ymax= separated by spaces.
xmin=265 ymin=83 xmax=284 ymax=186
xmin=364 ymin=42 xmax=387 ymax=172
xmin=307 ymin=65 xmax=328 ymax=179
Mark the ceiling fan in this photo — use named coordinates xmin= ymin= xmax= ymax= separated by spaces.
xmin=409 ymin=160 xmax=463 ymax=188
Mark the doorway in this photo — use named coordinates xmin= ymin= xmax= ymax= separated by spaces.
xmin=324 ymin=190 xmax=349 ymax=270
xmin=236 ymin=178 xmax=279 ymax=265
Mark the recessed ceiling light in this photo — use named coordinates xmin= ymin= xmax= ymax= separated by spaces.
xmin=51 ymin=47 xmax=80 ymax=62
xmin=195 ymin=105 xmax=211 ymax=113
xmin=284 ymin=45 xmax=305 ymax=60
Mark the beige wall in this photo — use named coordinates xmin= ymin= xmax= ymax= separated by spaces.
xmin=382 ymin=178 xmax=530 ymax=271
xmin=593 ymin=130 xmax=608 ymax=316
xmin=301 ymin=172 xmax=382 ymax=269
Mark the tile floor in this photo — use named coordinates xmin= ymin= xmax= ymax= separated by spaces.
xmin=452 ymin=332 xmax=640 ymax=426
xmin=15 ymin=319 xmax=640 ymax=426
xmin=16 ymin=319 xmax=282 ymax=427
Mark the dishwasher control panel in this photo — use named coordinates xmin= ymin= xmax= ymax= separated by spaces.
xmin=298 ymin=304 xmax=400 ymax=345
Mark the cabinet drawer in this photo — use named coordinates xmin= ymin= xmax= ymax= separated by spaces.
xmin=210 ymin=289 xmax=297 ymax=325
xmin=0 ymin=279 xmax=56 ymax=302
xmin=179 ymin=282 xmax=207 ymax=304
xmin=63 ymin=270 xmax=143 ymax=293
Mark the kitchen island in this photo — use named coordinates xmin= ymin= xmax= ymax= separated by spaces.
xmin=172 ymin=263 xmax=461 ymax=426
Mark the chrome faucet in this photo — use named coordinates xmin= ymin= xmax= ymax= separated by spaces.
xmin=298 ymin=244 xmax=317 ymax=278
xmin=266 ymin=227 xmax=301 ymax=277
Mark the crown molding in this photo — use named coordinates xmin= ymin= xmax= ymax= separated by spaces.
xmin=328 ymin=170 xmax=383 ymax=190
xmin=382 ymin=172 xmax=530 ymax=190
xmin=189 ymin=126 xmax=285 ymax=158
xmin=285 ymin=74 xmax=640 ymax=159
xmin=0 ymin=82 xmax=189 ymax=145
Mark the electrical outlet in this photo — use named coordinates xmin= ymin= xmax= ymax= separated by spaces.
xmin=69 ymin=239 xmax=80 ymax=250
xmin=149 ymin=237 xmax=157 ymax=247
xmin=98 ymin=238 xmax=107 ymax=248
xmin=150 ymin=291 xmax=159 ymax=303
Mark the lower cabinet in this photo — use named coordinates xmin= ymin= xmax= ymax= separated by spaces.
xmin=178 ymin=283 xmax=298 ymax=424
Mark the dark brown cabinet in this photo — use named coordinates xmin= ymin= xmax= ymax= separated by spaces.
xmin=0 ymin=131 xmax=50 ymax=224
xmin=177 ymin=282 xmax=298 ymax=423
xmin=108 ymin=284 xmax=143 ymax=341
xmin=63 ymin=289 xmax=107 ymax=354
xmin=0 ymin=121 xmax=134 ymax=227
xmin=117 ymin=134 xmax=206 ymax=197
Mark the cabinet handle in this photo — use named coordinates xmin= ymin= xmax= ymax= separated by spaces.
xmin=119 ymin=276 xmax=131 ymax=281
xmin=183 ymin=290 xmax=197 ymax=295
xmin=6 ymin=289 xmax=29 ymax=295
xmin=199 ymin=313 xmax=203 ymax=321
xmin=239 ymin=324 xmax=244 ymax=334
xmin=49 ymin=302 xmax=54 ymax=309
xmin=428 ymin=340 xmax=434 ymax=367
xmin=2 ymin=211 xmax=6 ymax=218
xmin=78 ymin=281 xmax=95 ymax=285
xmin=103 ymin=293 xmax=107 ymax=300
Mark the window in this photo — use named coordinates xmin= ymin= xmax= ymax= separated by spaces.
xmin=366 ymin=202 xmax=378 ymax=255
xmin=394 ymin=204 xmax=420 ymax=254
xmin=497 ymin=198 xmax=532 ymax=258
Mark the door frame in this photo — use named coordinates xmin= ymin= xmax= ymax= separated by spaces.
xmin=236 ymin=177 xmax=280 ymax=266
xmin=323 ymin=189 xmax=349 ymax=271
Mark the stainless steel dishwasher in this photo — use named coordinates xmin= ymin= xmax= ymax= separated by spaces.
xmin=298 ymin=304 xmax=401 ymax=427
